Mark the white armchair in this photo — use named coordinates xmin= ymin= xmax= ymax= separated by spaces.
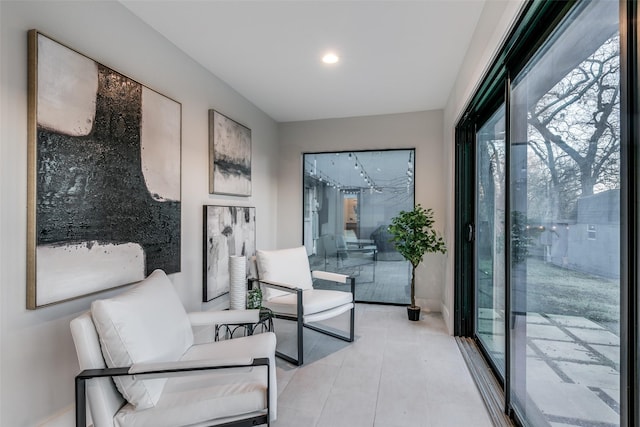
xmin=70 ymin=269 xmax=277 ymax=427
xmin=255 ymin=246 xmax=355 ymax=365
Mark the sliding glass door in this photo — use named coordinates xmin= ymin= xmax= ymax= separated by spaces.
xmin=475 ymin=106 xmax=506 ymax=378
xmin=461 ymin=1 xmax=629 ymax=426
xmin=509 ymin=2 xmax=620 ymax=425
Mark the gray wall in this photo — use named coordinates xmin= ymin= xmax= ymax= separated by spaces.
xmin=277 ymin=111 xmax=447 ymax=311
xmin=0 ymin=1 xmax=279 ymax=425
xmin=551 ymin=190 xmax=620 ymax=278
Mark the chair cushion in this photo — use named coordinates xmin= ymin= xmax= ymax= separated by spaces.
xmin=114 ymin=369 xmax=266 ymax=427
xmin=91 ymin=269 xmax=194 ymax=409
xmin=264 ymin=289 xmax=353 ymax=318
xmin=114 ymin=333 xmax=277 ymax=427
xmin=256 ymin=247 xmax=313 ymax=300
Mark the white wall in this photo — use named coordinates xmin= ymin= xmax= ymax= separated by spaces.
xmin=0 ymin=1 xmax=279 ymax=425
xmin=441 ymin=0 xmax=526 ymax=333
xmin=278 ymin=111 xmax=447 ymax=311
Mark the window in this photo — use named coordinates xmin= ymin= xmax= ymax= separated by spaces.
xmin=509 ymin=3 xmax=620 ymax=424
xmin=475 ymin=106 xmax=506 ymax=378
xmin=303 ymin=150 xmax=415 ymax=304
xmin=455 ymin=1 xmax=636 ymax=426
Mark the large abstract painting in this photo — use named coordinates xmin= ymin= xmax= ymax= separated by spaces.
xmin=27 ymin=30 xmax=181 ymax=309
xmin=203 ymin=205 xmax=256 ymax=302
xmin=209 ymin=110 xmax=251 ymax=196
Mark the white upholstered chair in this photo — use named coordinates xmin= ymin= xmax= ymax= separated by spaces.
xmin=70 ymin=269 xmax=277 ymax=427
xmin=255 ymin=246 xmax=355 ymax=365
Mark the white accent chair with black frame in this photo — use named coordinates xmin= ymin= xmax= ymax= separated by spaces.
xmin=70 ymin=269 xmax=277 ymax=427
xmin=255 ymin=246 xmax=355 ymax=366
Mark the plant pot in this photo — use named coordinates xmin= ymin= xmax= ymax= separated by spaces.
xmin=407 ymin=306 xmax=421 ymax=321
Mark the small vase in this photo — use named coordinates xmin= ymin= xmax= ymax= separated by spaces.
xmin=407 ymin=306 xmax=421 ymax=321
xmin=229 ymin=255 xmax=247 ymax=310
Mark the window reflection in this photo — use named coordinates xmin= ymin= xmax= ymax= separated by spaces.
xmin=509 ymin=2 xmax=620 ymax=425
xmin=476 ymin=106 xmax=506 ymax=378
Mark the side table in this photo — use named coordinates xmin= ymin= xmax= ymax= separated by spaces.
xmin=214 ymin=308 xmax=274 ymax=341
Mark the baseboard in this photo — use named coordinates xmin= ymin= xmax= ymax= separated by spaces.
xmin=414 ymin=297 xmax=441 ymax=312
xmin=441 ymin=303 xmax=453 ymax=334
xmin=36 ymin=405 xmax=76 ymax=427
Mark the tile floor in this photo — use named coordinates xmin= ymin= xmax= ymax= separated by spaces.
xmin=269 ymin=304 xmax=493 ymax=427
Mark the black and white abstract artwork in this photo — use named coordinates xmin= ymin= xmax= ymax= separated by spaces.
xmin=27 ymin=30 xmax=181 ymax=309
xmin=209 ymin=110 xmax=251 ymax=196
xmin=203 ymin=205 xmax=256 ymax=302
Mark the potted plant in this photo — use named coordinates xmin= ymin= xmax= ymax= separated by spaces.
xmin=388 ymin=204 xmax=447 ymax=321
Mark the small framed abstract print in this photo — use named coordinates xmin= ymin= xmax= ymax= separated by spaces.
xmin=209 ymin=110 xmax=251 ymax=196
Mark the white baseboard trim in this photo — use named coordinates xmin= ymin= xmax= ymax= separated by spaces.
xmin=414 ymin=298 xmax=441 ymax=312
xmin=441 ymin=303 xmax=453 ymax=335
xmin=37 ymin=405 xmax=76 ymax=427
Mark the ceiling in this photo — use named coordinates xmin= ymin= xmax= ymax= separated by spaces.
xmin=121 ymin=0 xmax=486 ymax=123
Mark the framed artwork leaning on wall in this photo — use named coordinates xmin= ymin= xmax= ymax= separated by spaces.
xmin=203 ymin=205 xmax=256 ymax=302
xmin=26 ymin=29 xmax=182 ymax=309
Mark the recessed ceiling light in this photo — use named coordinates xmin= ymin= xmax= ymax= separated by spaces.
xmin=322 ymin=53 xmax=339 ymax=64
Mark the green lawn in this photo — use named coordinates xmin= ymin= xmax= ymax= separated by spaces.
xmin=477 ymin=256 xmax=620 ymax=333
xmin=525 ymin=257 xmax=620 ymax=332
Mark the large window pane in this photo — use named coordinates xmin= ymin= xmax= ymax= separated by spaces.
xmin=476 ymin=106 xmax=506 ymax=378
xmin=509 ymin=2 xmax=620 ymax=426
xmin=303 ymin=150 xmax=414 ymax=304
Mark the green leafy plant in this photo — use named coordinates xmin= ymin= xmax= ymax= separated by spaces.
xmin=388 ymin=204 xmax=447 ymax=308
xmin=246 ymin=288 xmax=262 ymax=309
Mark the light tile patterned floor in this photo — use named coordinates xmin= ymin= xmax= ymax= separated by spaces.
xmin=270 ymin=304 xmax=493 ymax=427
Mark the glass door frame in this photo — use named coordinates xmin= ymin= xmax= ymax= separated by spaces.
xmin=620 ymin=1 xmax=638 ymax=425
xmin=301 ymin=148 xmax=416 ymax=305
xmin=454 ymin=0 xmax=639 ymax=425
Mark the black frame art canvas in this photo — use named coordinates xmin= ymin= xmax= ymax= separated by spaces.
xmin=209 ymin=110 xmax=252 ymax=196
xmin=203 ymin=205 xmax=256 ymax=302
xmin=27 ymin=30 xmax=182 ymax=309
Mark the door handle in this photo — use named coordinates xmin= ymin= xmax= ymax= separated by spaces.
xmin=466 ymin=223 xmax=474 ymax=242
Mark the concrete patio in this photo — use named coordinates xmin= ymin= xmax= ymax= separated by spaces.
xmin=478 ymin=309 xmax=619 ymax=427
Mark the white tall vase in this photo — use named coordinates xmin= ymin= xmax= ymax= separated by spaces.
xmin=229 ymin=255 xmax=247 ymax=310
